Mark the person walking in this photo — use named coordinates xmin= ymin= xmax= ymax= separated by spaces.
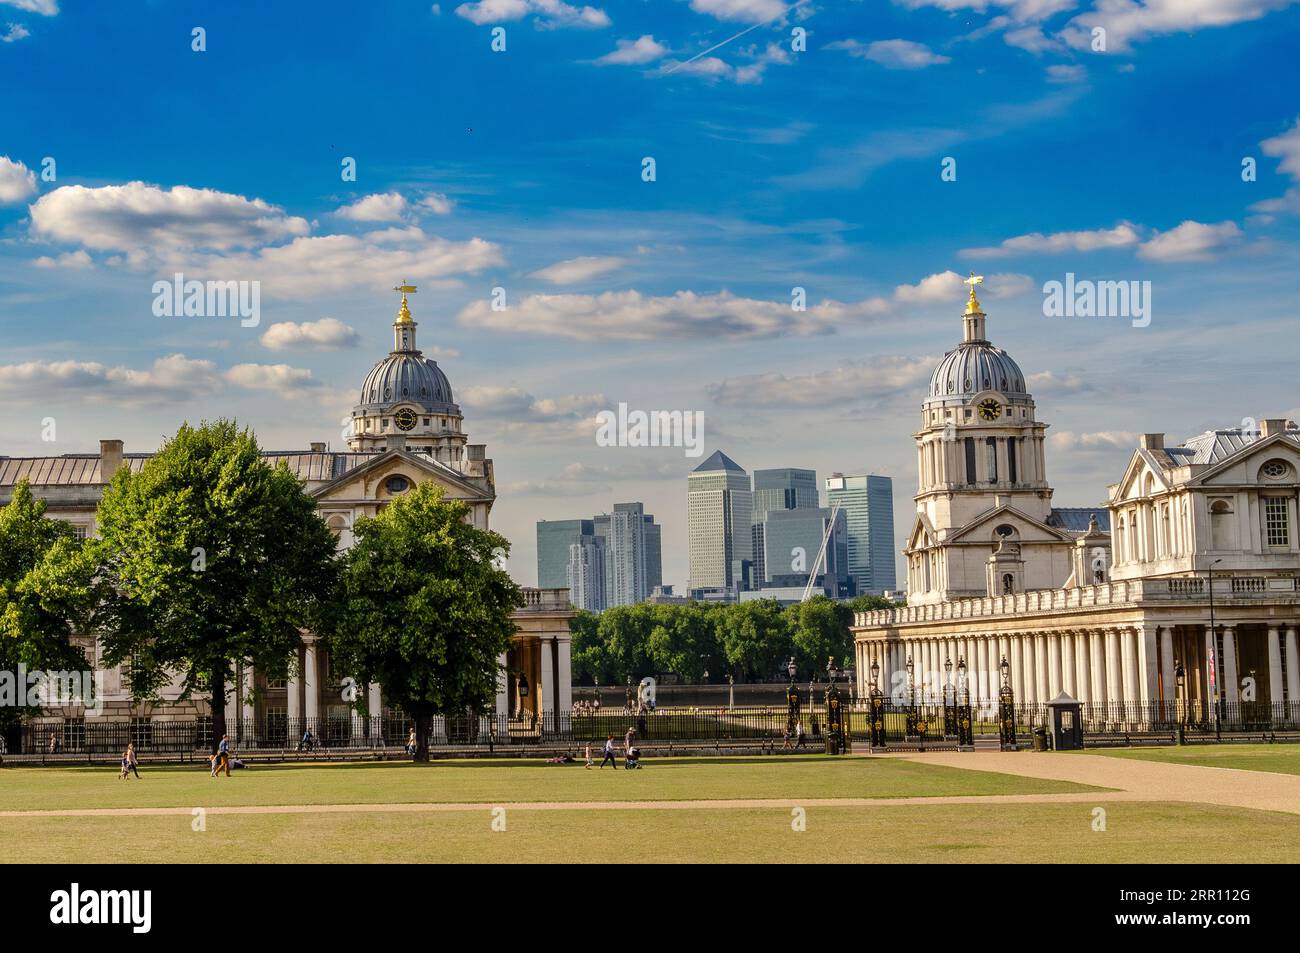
xmin=211 ymin=734 xmax=231 ymax=777
xmin=599 ymin=735 xmax=618 ymax=769
xmin=584 ymin=742 xmax=593 ymax=769
xmin=125 ymin=742 xmax=141 ymax=779
xmin=795 ymin=721 xmax=807 ymax=750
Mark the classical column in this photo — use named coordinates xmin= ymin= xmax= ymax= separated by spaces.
xmin=1121 ymin=627 xmax=1141 ymax=717
xmin=540 ymin=638 xmax=555 ymax=715
xmin=1090 ymin=630 xmax=1107 ymax=709
xmin=241 ymin=662 xmax=255 ymax=728
xmin=1221 ymin=625 xmax=1240 ymax=706
xmin=367 ymin=681 xmax=382 ymax=719
xmin=1104 ymin=629 xmax=1121 ymax=708
xmin=1034 ymin=634 xmax=1049 ymax=705
xmin=1205 ymin=625 xmax=1218 ymax=709
xmin=1267 ymin=625 xmax=1284 ymax=708
xmin=1073 ymin=631 xmax=1089 ymax=703
xmin=1060 ymin=632 xmax=1076 ymax=698
xmin=1136 ymin=624 xmax=1159 ymax=711
xmin=303 ymin=637 xmax=319 ymax=731
xmin=1021 ymin=635 xmax=1037 ymax=705
xmin=1047 ymin=633 xmax=1062 ymax=699
xmin=556 ymin=636 xmax=573 ymax=715
xmin=287 ymin=667 xmax=301 ymax=727
xmin=1286 ymin=627 xmax=1300 ymax=714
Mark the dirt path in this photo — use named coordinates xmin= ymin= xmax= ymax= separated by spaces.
xmin=880 ymin=751 xmax=1300 ymax=815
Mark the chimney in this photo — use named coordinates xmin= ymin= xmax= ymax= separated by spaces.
xmin=309 ymin=441 xmax=326 ymax=452
xmin=99 ymin=439 xmax=124 ymax=481
xmin=1261 ymin=418 xmax=1289 ymax=437
xmin=387 ymin=435 xmax=406 ymax=451
xmin=1140 ymin=433 xmax=1164 ymax=450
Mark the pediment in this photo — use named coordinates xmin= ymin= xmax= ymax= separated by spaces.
xmin=946 ymin=503 xmax=1074 ymax=544
xmin=1189 ymin=433 xmax=1300 ymax=488
xmin=311 ymin=449 xmax=492 ymax=504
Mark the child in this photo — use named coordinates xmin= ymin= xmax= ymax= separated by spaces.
xmin=119 ymin=751 xmax=131 ymax=780
xmin=584 ymin=742 xmax=593 ymax=769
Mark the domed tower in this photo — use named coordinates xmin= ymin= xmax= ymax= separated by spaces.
xmin=348 ymin=284 xmax=468 ymax=463
xmin=906 ymin=275 xmax=1055 ymax=602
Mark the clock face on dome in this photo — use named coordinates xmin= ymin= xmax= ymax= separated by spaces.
xmin=977 ymin=398 xmax=1002 ymax=422
xmin=394 ymin=408 xmax=418 ymax=432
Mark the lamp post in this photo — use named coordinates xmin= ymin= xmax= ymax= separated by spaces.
xmin=1175 ymin=659 xmax=1186 ymax=745
xmin=943 ymin=656 xmax=956 ymax=737
xmin=785 ymin=658 xmax=800 ymax=740
xmin=998 ymin=655 xmax=1016 ymax=750
xmin=517 ymin=672 xmax=530 ymax=725
xmin=868 ymin=656 xmax=885 ymax=749
xmin=1207 ymin=557 xmax=1223 ymax=739
xmin=727 ymin=673 xmax=734 ymax=712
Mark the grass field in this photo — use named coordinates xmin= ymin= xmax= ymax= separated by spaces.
xmin=1083 ymin=743 xmax=1300 ymax=776
xmin=5 ymin=753 xmax=1298 ymax=863
xmin=0 ymin=755 xmax=1095 ymax=812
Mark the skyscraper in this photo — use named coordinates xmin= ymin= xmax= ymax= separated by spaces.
xmin=750 ymin=468 xmax=819 ymax=585
xmin=825 ymin=473 xmax=896 ymax=595
xmin=536 ymin=518 xmax=595 ymax=589
xmin=687 ymin=450 xmax=753 ymax=596
xmin=757 ymin=506 xmax=851 ymax=597
xmin=566 ymin=536 xmax=607 ymax=612
xmin=595 ymin=502 xmax=661 ymax=607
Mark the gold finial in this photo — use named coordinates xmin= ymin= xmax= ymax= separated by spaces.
xmin=393 ymin=282 xmax=417 ymax=324
xmin=963 ymin=272 xmax=984 ymax=315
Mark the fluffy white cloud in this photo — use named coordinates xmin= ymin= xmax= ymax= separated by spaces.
xmin=454 ymin=0 xmax=610 ymax=27
xmin=259 ymin=318 xmax=360 ymax=351
xmin=28 ymin=182 xmax=310 ymax=262
xmin=660 ymin=41 xmax=790 ymax=83
xmin=893 ymin=270 xmax=1034 ymax=303
xmin=708 ymin=355 xmax=937 ymax=407
xmin=0 ymin=155 xmax=36 ymax=204
xmin=168 ymin=227 xmax=503 ymax=297
xmin=459 ymin=288 xmax=890 ymax=340
xmin=1045 ymin=63 xmax=1086 ymax=82
xmin=1250 ymin=119 xmax=1300 ymax=219
xmin=225 ymin=362 xmax=322 ymax=397
xmin=461 ymin=385 xmax=607 ymax=440
xmin=528 ymin=255 xmax=626 ymax=284
xmin=0 ymin=0 xmax=58 ymax=14
xmin=828 ymin=38 xmax=952 ymax=69
xmin=1049 ymin=430 xmax=1138 ymax=451
xmin=2 ymin=22 xmax=30 ymax=42
xmin=1136 ymin=220 xmax=1242 ymax=261
xmin=689 ymin=0 xmax=788 ymax=22
xmin=417 ymin=192 xmax=455 ymax=215
xmin=335 ymin=192 xmax=409 ymax=222
xmin=0 ymin=354 xmax=224 ymax=404
xmin=962 ymin=222 xmax=1142 ymax=258
xmin=1060 ymin=0 xmax=1297 ymax=53
xmin=32 ymin=250 xmax=92 ymax=269
xmin=595 ymin=34 xmax=668 ymax=65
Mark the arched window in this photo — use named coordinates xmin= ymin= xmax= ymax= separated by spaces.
xmin=1210 ymin=499 xmax=1236 ymax=550
xmin=1002 ymin=573 xmax=1014 ymax=594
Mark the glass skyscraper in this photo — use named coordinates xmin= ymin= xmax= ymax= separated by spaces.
xmin=825 ymin=473 xmax=897 ymax=595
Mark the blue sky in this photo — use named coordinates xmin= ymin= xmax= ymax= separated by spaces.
xmin=3 ymin=0 xmax=1300 ymax=590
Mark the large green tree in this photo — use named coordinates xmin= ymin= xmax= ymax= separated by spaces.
xmin=328 ymin=482 xmax=523 ymax=762
xmin=784 ymin=595 xmax=854 ymax=678
xmin=647 ymin=602 xmax=721 ymax=681
xmin=717 ymin=599 xmax=790 ymax=680
xmin=93 ymin=420 xmax=337 ymax=749
xmin=0 ymin=480 xmax=95 ymax=730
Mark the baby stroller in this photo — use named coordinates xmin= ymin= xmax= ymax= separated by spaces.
xmin=624 ymin=746 xmax=642 ymax=769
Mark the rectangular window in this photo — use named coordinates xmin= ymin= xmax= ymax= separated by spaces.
xmin=130 ymin=717 xmax=152 ymax=749
xmin=964 ymin=438 xmax=976 ymax=485
xmin=1265 ymin=496 xmax=1289 ymax=547
xmin=986 ymin=437 xmax=998 ymax=484
xmin=1008 ymin=439 xmax=1018 ymax=484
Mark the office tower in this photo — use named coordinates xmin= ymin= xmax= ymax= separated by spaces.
xmin=566 ymin=537 xmax=607 ymax=612
xmin=825 ymin=473 xmax=896 ymax=595
xmin=759 ymin=506 xmax=850 ymax=596
xmin=750 ymin=468 xmax=819 ymax=584
xmin=571 ymin=503 xmax=662 ymax=609
xmin=687 ymin=450 xmax=753 ymax=595
xmin=536 ymin=518 xmax=595 ymax=589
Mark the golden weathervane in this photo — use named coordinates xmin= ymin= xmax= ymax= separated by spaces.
xmin=393 ymin=281 xmax=417 ymax=323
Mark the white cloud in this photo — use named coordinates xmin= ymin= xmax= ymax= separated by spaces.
xmin=0 ymin=354 xmax=224 ymax=404
xmin=595 ymin=34 xmax=669 ymax=65
xmin=0 ymin=1 xmax=58 ymax=14
xmin=259 ymin=318 xmax=361 ymax=351
xmin=28 ymin=182 xmax=310 ymax=263
xmin=335 ymin=192 xmax=409 ymax=222
xmin=32 ymin=250 xmax=92 ymax=269
xmin=225 ymin=363 xmax=322 ymax=398
xmin=660 ymin=41 xmax=790 ymax=83
xmin=689 ymin=0 xmax=788 ymax=22
xmin=893 ymin=270 xmax=1034 ymax=304
xmin=1137 ymin=220 xmax=1242 ymax=262
xmin=528 ymin=255 xmax=626 ymax=284
xmin=962 ymin=222 xmax=1142 ymax=258
xmin=417 ymin=192 xmax=455 ymax=215
xmin=0 ymin=155 xmax=36 ymax=204
xmin=454 ymin=0 xmax=610 ymax=27
xmin=461 ymin=385 xmax=607 ymax=440
xmin=459 ymin=288 xmax=891 ymax=340
xmin=708 ymin=355 xmax=937 ymax=407
xmin=828 ymin=38 xmax=952 ymax=69
xmin=1045 ymin=63 xmax=1086 ymax=83
xmin=2 ymin=22 xmax=30 ymax=41
xmin=1049 ymin=430 xmax=1138 ymax=451
xmin=1250 ymin=119 xmax=1300 ymax=219
xmin=1060 ymin=0 xmax=1298 ymax=54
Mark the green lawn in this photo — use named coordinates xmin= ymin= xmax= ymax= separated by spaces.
xmin=0 ymin=755 xmax=1097 ymax=812
xmin=1083 ymin=743 xmax=1300 ymax=776
xmin=3 ymin=801 xmax=1295 ymax=863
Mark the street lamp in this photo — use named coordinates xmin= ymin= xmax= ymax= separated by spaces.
xmin=1207 ymin=557 xmax=1223 ymax=737
xmin=787 ymin=657 xmax=797 ymax=684
xmin=1175 ymin=659 xmax=1186 ymax=745
xmin=870 ymin=657 xmax=880 ymax=693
